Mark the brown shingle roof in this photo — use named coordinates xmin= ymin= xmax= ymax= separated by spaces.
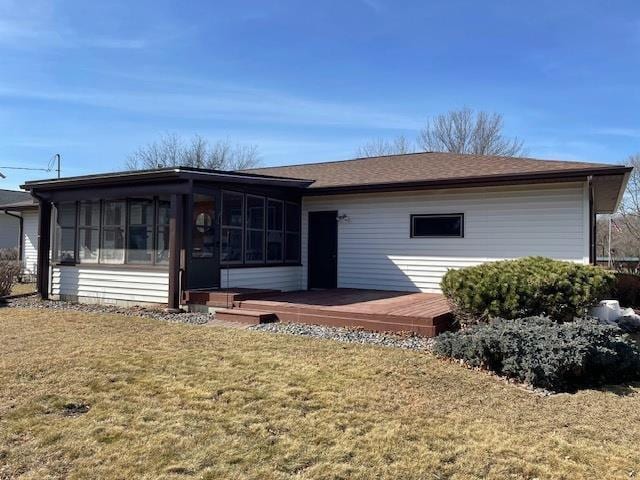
xmin=242 ymin=152 xmax=628 ymax=190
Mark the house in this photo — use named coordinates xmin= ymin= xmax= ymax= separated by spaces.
xmin=0 ymin=191 xmax=39 ymax=281
xmin=21 ymin=152 xmax=630 ymax=334
xmin=0 ymin=189 xmax=31 ymax=249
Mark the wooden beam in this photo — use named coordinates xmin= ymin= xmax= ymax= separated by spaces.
xmin=589 ymin=176 xmax=596 ymax=265
xmin=167 ymin=193 xmax=184 ymax=311
xmin=36 ymin=200 xmax=51 ymax=299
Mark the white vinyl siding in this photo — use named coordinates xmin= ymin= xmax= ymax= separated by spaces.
xmin=0 ymin=212 xmax=19 ymax=249
xmin=51 ymin=266 xmax=169 ymax=304
xmin=302 ymin=182 xmax=589 ymax=293
xmin=22 ymin=211 xmax=39 ymax=278
xmin=220 ymin=266 xmax=302 ymax=291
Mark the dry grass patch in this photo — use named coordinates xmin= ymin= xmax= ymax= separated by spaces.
xmin=1 ymin=308 xmax=640 ymax=479
xmin=9 ymin=283 xmax=36 ymax=296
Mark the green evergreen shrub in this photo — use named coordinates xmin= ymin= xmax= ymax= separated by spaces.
xmin=441 ymin=257 xmax=615 ymax=326
xmin=433 ymin=317 xmax=640 ymax=391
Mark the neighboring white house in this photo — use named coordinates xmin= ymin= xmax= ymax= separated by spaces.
xmin=0 ymin=189 xmax=30 ymax=249
xmin=21 ymin=152 xmax=631 ymax=308
xmin=0 ymin=194 xmax=39 ymax=281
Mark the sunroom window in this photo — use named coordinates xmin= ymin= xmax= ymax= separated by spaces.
xmin=54 ymin=202 xmax=76 ymax=263
xmin=245 ymin=195 xmax=265 ymax=263
xmin=221 ymin=191 xmax=244 ymax=264
xmin=156 ymin=199 xmax=171 ymax=265
xmin=266 ymin=199 xmax=284 ymax=262
xmin=54 ymin=197 xmax=172 ymax=267
xmin=127 ymin=198 xmax=154 ymax=264
xmin=101 ymin=200 xmax=126 ymax=264
xmin=78 ymin=201 xmax=100 ymax=263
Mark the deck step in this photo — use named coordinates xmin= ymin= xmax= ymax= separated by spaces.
xmin=214 ymin=308 xmax=277 ymax=325
xmin=183 ymin=288 xmax=280 ymax=306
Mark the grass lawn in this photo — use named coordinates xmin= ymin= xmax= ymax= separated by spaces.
xmin=1 ymin=309 xmax=640 ymax=479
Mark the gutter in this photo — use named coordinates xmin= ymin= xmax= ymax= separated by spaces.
xmin=21 ymin=166 xmax=314 ymax=191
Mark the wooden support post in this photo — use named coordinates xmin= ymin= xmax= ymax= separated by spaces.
xmin=167 ymin=193 xmax=183 ymax=311
xmin=588 ymin=176 xmax=596 ymax=265
xmin=36 ymin=200 xmax=51 ymax=299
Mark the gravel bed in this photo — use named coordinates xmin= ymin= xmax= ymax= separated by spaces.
xmin=4 ymin=295 xmax=434 ymax=350
xmin=2 ymin=295 xmax=211 ymax=325
xmin=251 ymin=322 xmax=435 ymax=351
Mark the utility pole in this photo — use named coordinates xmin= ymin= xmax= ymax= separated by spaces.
xmin=54 ymin=153 xmax=61 ymax=178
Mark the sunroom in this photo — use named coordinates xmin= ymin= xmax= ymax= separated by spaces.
xmin=23 ymin=167 xmax=311 ymax=309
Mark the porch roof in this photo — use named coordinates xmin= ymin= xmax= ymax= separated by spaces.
xmin=21 ymin=166 xmax=314 ymax=192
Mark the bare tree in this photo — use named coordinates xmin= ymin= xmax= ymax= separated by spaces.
xmin=619 ymin=153 xmax=640 ymax=243
xmin=354 ymin=135 xmax=413 ymax=158
xmin=417 ymin=108 xmax=525 ymax=156
xmin=126 ymin=133 xmax=261 ymax=170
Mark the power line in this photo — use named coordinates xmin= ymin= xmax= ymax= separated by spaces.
xmin=0 ymin=154 xmax=61 ymax=178
xmin=0 ymin=166 xmax=52 ymax=171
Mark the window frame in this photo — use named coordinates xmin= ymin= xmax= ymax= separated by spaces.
xmin=410 ymin=213 xmax=465 ymax=239
xmin=52 ymin=197 xmax=171 ymax=268
xmin=51 ymin=193 xmax=303 ymax=269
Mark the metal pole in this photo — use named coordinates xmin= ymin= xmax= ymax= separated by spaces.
xmin=55 ymin=154 xmax=61 ymax=178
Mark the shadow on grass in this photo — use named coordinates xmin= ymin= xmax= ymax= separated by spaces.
xmin=590 ymin=381 xmax=640 ymax=396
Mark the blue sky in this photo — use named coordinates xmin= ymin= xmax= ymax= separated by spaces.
xmin=0 ymin=0 xmax=639 ymax=189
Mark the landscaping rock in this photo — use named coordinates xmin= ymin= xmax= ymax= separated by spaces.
xmin=3 ymin=295 xmax=211 ymax=325
xmin=4 ymin=295 xmax=435 ymax=351
xmin=618 ymin=314 xmax=640 ymax=333
xmin=590 ymin=300 xmax=640 ymax=333
xmin=251 ymin=322 xmax=435 ymax=351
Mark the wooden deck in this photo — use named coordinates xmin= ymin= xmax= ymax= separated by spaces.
xmin=185 ymin=288 xmax=454 ymax=336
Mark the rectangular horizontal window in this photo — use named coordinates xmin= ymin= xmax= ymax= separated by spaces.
xmin=410 ymin=214 xmax=464 ymax=238
xmin=53 ymin=198 xmax=172 ymax=267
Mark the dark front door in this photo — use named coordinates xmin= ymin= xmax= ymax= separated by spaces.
xmin=187 ymin=191 xmax=221 ymax=289
xmin=308 ymin=211 xmax=338 ymax=289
